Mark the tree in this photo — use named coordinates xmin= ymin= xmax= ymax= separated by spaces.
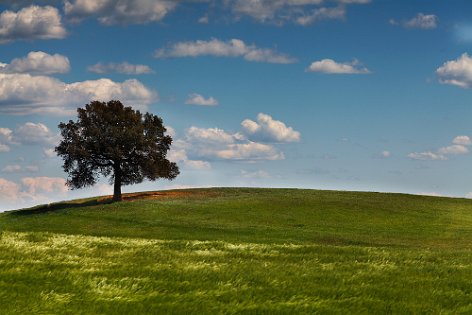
xmin=55 ymin=100 xmax=179 ymax=201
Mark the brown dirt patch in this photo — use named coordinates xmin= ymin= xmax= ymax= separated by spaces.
xmin=97 ymin=190 xmax=219 ymax=203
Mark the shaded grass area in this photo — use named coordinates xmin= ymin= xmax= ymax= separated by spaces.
xmin=2 ymin=188 xmax=472 ymax=248
xmin=1 ymin=188 xmax=472 ymax=313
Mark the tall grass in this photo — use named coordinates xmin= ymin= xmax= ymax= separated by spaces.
xmin=1 ymin=188 xmax=472 ymax=314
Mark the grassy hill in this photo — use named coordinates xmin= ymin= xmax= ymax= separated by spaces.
xmin=1 ymin=188 xmax=472 ymax=314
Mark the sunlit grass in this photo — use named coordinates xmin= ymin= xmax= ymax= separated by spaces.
xmin=1 ymin=188 xmax=472 ymax=313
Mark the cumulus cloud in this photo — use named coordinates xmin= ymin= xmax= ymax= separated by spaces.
xmin=21 ymin=176 xmax=67 ymax=195
xmin=0 ymin=5 xmax=66 ymax=43
xmin=185 ymin=126 xmax=241 ymax=144
xmin=0 ymin=73 xmax=157 ymax=115
xmin=14 ymin=122 xmax=59 ymax=145
xmin=390 ymin=13 xmax=437 ymax=30
xmin=0 ymin=176 xmax=67 ymax=210
xmin=0 ymin=128 xmax=13 ymax=152
xmin=453 ymin=135 xmax=471 ymax=145
xmin=43 ymin=148 xmax=56 ymax=157
xmin=438 ymin=144 xmax=468 ymax=155
xmin=167 ymin=148 xmax=211 ymax=170
xmin=168 ymin=112 xmax=297 ymax=164
xmin=407 ymin=151 xmax=447 ymax=161
xmin=408 ymin=135 xmax=472 ymax=161
xmin=64 ymin=0 xmax=177 ymax=25
xmin=0 ymin=178 xmax=21 ymax=205
xmin=155 ymin=38 xmax=296 ymax=64
xmin=0 ymin=51 xmax=70 ymax=74
xmin=174 ymin=125 xmax=285 ymax=163
xmin=241 ymin=113 xmax=300 ymax=142
xmin=306 ymin=58 xmax=370 ymax=74
xmin=185 ymin=93 xmax=219 ymax=106
xmin=87 ymin=62 xmax=153 ymax=75
xmin=216 ymin=142 xmax=284 ymax=160
xmin=436 ymin=53 xmax=472 ymax=89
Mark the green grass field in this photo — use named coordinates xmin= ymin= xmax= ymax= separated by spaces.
xmin=1 ymin=188 xmax=472 ymax=314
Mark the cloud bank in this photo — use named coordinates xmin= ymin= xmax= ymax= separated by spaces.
xmin=155 ymin=38 xmax=296 ymax=64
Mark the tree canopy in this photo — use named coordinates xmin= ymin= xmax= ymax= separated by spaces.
xmin=55 ymin=100 xmax=179 ymax=201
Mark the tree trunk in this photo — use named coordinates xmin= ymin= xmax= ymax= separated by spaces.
xmin=113 ymin=166 xmax=122 ymax=202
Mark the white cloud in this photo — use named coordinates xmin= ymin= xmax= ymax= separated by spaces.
xmin=155 ymin=38 xmax=296 ymax=64
xmin=466 ymin=192 xmax=472 ymax=199
xmin=165 ymin=125 xmax=176 ymax=138
xmin=0 ymin=178 xmax=21 ymax=205
xmin=167 ymin=148 xmax=212 ymax=170
xmin=0 ymin=128 xmax=13 ymax=142
xmin=241 ymin=113 xmax=300 ymax=142
xmin=169 ymin=112 xmax=295 ymax=164
xmin=198 ymin=15 xmax=209 ymax=24
xmin=404 ymin=13 xmax=437 ymax=29
xmin=184 ymin=159 xmax=212 ymax=170
xmin=216 ymin=142 xmax=284 ymax=160
xmin=88 ymin=62 xmax=153 ymax=75
xmin=408 ymin=151 xmax=447 ymax=161
xmin=438 ymin=144 xmax=468 ymax=155
xmin=0 ymin=176 xmax=67 ymax=210
xmin=295 ymin=6 xmax=345 ymax=25
xmin=378 ymin=150 xmax=391 ymax=158
xmin=408 ymin=135 xmax=472 ymax=161
xmin=453 ymin=135 xmax=471 ymax=146
xmin=230 ymin=0 xmax=358 ymax=25
xmin=64 ymin=0 xmax=177 ymax=25
xmin=174 ymin=125 xmax=285 ymax=162
xmin=232 ymin=0 xmax=320 ymax=23
xmin=0 ymin=73 xmax=157 ymax=115
xmin=2 ymin=164 xmax=21 ymax=173
xmin=0 ymin=127 xmax=12 ymax=152
xmin=21 ymin=176 xmax=67 ymax=195
xmin=185 ymin=93 xmax=219 ymax=106
xmin=14 ymin=122 xmax=58 ymax=145
xmin=186 ymin=126 xmax=239 ymax=144
xmin=0 ymin=51 xmax=70 ymax=74
xmin=43 ymin=148 xmax=56 ymax=158
xmin=306 ymin=58 xmax=370 ymax=74
xmin=436 ymin=53 xmax=472 ymax=89
xmin=0 ymin=5 xmax=66 ymax=43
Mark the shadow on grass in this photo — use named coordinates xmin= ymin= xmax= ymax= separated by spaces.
xmin=7 ymin=198 xmax=114 ymax=216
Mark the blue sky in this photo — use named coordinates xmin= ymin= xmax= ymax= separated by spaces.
xmin=1 ymin=0 xmax=472 ymax=210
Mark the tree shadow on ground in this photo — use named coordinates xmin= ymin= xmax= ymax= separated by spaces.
xmin=6 ymin=198 xmax=114 ymax=216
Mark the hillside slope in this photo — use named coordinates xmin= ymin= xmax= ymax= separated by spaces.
xmin=1 ymin=188 xmax=472 ymax=314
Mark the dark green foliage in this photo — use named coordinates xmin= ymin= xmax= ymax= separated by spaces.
xmin=55 ymin=100 xmax=179 ymax=201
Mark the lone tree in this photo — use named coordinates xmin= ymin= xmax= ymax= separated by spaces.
xmin=55 ymin=100 xmax=179 ymax=201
